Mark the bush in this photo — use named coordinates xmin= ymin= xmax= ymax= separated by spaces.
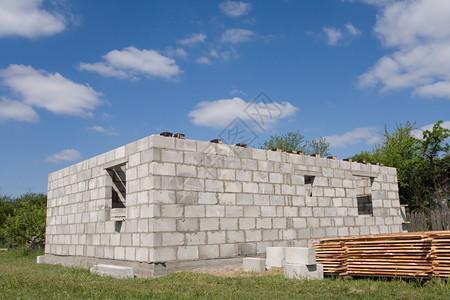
xmin=0 ymin=193 xmax=47 ymax=247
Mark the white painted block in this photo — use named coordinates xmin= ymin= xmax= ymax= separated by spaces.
xmin=36 ymin=255 xmax=45 ymax=264
xmin=90 ymin=264 xmax=134 ymax=279
xmin=243 ymin=257 xmax=266 ymax=272
xmin=266 ymin=247 xmax=286 ymax=268
xmin=284 ymin=263 xmax=323 ymax=280
xmin=285 ymin=247 xmax=316 ymax=265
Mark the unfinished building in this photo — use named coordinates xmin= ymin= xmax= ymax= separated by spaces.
xmin=40 ymin=133 xmax=405 ymax=276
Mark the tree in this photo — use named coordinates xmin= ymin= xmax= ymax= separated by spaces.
xmin=0 ymin=195 xmax=14 ymax=228
xmin=261 ymin=131 xmax=331 ymax=156
xmin=1 ymin=193 xmax=47 ymax=246
xmin=351 ymin=120 xmax=449 ymax=212
xmin=309 ymin=137 xmax=331 ymax=157
xmin=420 ymin=120 xmax=450 ymax=210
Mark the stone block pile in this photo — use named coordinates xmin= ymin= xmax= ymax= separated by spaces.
xmin=243 ymin=246 xmax=323 ymax=279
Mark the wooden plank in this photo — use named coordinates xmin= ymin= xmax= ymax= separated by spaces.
xmin=313 ymin=231 xmax=450 ymax=278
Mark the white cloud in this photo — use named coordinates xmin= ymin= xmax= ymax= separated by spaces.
xmin=219 ymin=1 xmax=252 ymax=17
xmin=0 ymin=64 xmax=102 ymax=117
xmin=324 ymin=127 xmax=381 ymax=148
xmin=78 ymin=46 xmax=181 ymax=80
xmin=188 ymin=97 xmax=298 ymax=129
xmin=230 ymin=88 xmax=246 ymax=96
xmin=165 ymin=47 xmax=187 ymax=58
xmin=209 ymin=49 xmax=219 ymax=57
xmin=357 ymin=0 xmax=450 ymax=99
xmin=45 ymin=149 xmax=82 ymax=163
xmin=342 ymin=0 xmax=394 ymax=7
xmin=0 ymin=0 xmax=67 ymax=38
xmin=411 ymin=121 xmax=450 ymax=139
xmin=345 ymin=23 xmax=361 ymax=37
xmin=323 ymin=27 xmax=343 ymax=46
xmin=0 ymin=98 xmax=39 ymax=122
xmin=374 ymin=0 xmax=450 ymax=48
xmin=178 ymin=33 xmax=206 ymax=46
xmin=221 ymin=28 xmax=254 ymax=43
xmin=196 ymin=56 xmax=212 ymax=65
xmin=319 ymin=23 xmax=361 ymax=46
xmin=87 ymin=125 xmax=118 ymax=136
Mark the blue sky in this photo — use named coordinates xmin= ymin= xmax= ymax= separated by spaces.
xmin=0 ymin=0 xmax=449 ymax=197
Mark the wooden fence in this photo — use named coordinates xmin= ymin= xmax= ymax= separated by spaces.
xmin=406 ymin=210 xmax=450 ymax=232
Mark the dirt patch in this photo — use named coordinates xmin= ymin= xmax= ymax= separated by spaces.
xmin=190 ymin=265 xmax=284 ymax=278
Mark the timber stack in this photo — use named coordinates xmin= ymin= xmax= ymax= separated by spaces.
xmin=313 ymin=231 xmax=450 ymax=278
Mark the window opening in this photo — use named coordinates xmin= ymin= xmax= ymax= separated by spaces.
xmin=108 ymin=165 xmax=126 ymax=208
xmin=357 ymin=195 xmax=373 ymax=215
xmin=305 ymin=175 xmax=315 ymax=197
xmin=356 ymin=176 xmax=373 ymax=215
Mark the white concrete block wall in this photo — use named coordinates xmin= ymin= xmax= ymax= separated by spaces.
xmin=46 ymin=134 xmax=403 ymax=264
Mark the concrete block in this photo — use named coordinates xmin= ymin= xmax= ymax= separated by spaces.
xmin=199 ymin=244 xmax=220 ymax=259
xmin=150 ymin=162 xmax=175 ymax=176
xmin=243 ymin=257 xmax=266 ymax=272
xmin=218 ymin=169 xmax=236 ymax=180
xmin=200 ymin=218 xmax=219 ymax=231
xmin=177 ymin=246 xmax=199 ymax=260
xmin=240 ymin=243 xmax=257 ymax=256
xmin=90 ymin=264 xmax=134 ymax=279
xmin=236 ymin=169 xmax=253 ymax=181
xmin=205 ymin=180 xmax=224 ymax=192
xmin=266 ymin=247 xmax=286 ymax=268
xmin=198 ymin=192 xmax=218 ymax=204
xmin=206 ymin=205 xmax=225 ymax=217
xmin=284 ymin=263 xmax=323 ymax=280
xmin=36 ymin=255 xmax=45 ymax=264
xmin=175 ymin=138 xmax=197 ymax=152
xmin=225 ymin=181 xmax=242 ymax=193
xmin=207 ymin=231 xmax=226 ymax=244
xmin=220 ymin=218 xmax=238 ymax=230
xmin=220 ymin=243 xmax=239 ymax=257
xmin=285 ymin=247 xmax=316 ymax=265
xmin=176 ymin=219 xmax=199 ymax=232
xmin=237 ymin=194 xmax=253 ymax=205
xmin=226 ymin=206 xmax=243 ymax=217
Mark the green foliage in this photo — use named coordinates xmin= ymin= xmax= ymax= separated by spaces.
xmin=261 ymin=131 xmax=309 ymax=152
xmin=261 ymin=131 xmax=330 ymax=156
xmin=0 ymin=195 xmax=14 ymax=228
xmin=309 ymin=137 xmax=331 ymax=157
xmin=420 ymin=120 xmax=450 ymax=210
xmin=0 ymin=193 xmax=47 ymax=246
xmin=352 ymin=121 xmax=450 ymax=212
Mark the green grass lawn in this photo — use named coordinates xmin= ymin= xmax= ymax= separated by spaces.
xmin=0 ymin=249 xmax=449 ymax=299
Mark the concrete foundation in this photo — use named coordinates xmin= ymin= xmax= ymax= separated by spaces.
xmin=91 ymin=264 xmax=134 ymax=279
xmin=39 ymin=253 xmax=243 ymax=277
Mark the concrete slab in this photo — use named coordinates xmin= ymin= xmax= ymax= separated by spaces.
xmin=285 ymin=247 xmax=316 ymax=265
xmin=284 ymin=263 xmax=324 ymax=280
xmin=243 ymin=257 xmax=266 ymax=272
xmin=90 ymin=264 xmax=134 ymax=279
xmin=266 ymin=247 xmax=286 ymax=268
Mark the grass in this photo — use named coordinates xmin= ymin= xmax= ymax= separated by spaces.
xmin=0 ymin=249 xmax=449 ymax=299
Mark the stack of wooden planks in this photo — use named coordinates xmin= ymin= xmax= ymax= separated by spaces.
xmin=313 ymin=231 xmax=450 ymax=278
xmin=429 ymin=232 xmax=450 ymax=277
xmin=314 ymin=240 xmax=347 ymax=275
